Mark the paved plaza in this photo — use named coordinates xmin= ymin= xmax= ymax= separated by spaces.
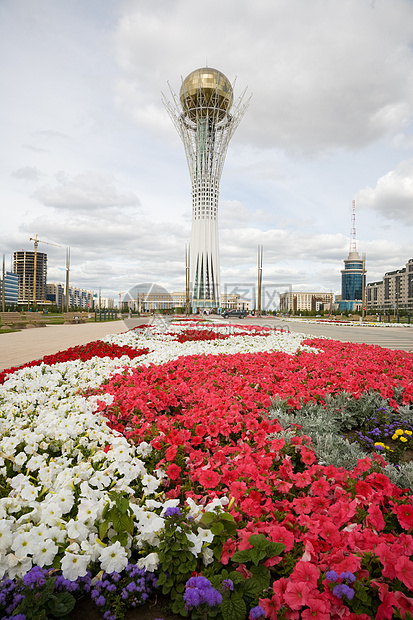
xmin=0 ymin=316 xmax=412 ymax=372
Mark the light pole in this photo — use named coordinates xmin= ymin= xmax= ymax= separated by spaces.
xmin=185 ymin=244 xmax=191 ymax=316
xmin=257 ymin=244 xmax=263 ymax=317
xmin=362 ymin=252 xmax=366 ymax=320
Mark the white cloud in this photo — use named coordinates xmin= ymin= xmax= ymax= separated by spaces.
xmin=12 ymin=166 xmax=43 ymax=182
xmin=33 ymin=171 xmax=140 ymax=211
xmin=114 ymin=0 xmax=413 ymax=154
xmin=356 ymin=159 xmax=413 ymax=225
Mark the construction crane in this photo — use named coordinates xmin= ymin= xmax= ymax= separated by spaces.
xmin=29 ymin=234 xmax=61 ymax=306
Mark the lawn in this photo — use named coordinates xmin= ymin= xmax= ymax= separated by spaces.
xmin=1 ymin=319 xmax=413 ymax=620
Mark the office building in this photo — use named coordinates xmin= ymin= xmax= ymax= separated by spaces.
xmin=0 ymin=271 xmax=19 ymax=306
xmin=366 ymin=258 xmax=413 ymax=312
xmin=13 ymin=250 xmax=47 ymax=304
xmin=280 ymin=291 xmax=334 ymax=313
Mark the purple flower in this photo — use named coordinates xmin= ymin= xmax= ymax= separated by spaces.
xmin=184 ymin=587 xmax=203 ymax=607
xmin=222 ymin=579 xmax=234 ymax=591
xmin=165 ymin=506 xmax=181 ymax=517
xmin=326 ymin=570 xmax=338 ymax=582
xmin=203 ymin=588 xmax=222 ymax=607
xmin=95 ymin=595 xmax=106 ymax=606
xmin=250 ymin=606 xmax=266 ymax=619
xmin=339 ymin=571 xmax=356 ymax=584
xmin=186 ymin=576 xmax=211 ymax=589
xmin=333 ymin=584 xmax=355 ymax=600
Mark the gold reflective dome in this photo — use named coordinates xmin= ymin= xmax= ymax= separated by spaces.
xmin=180 ymin=67 xmax=233 ymax=121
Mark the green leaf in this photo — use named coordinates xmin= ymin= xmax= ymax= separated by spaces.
xmin=156 ymin=572 xmax=167 ymax=586
xmin=211 ymin=521 xmax=225 ymax=535
xmin=221 ymin=592 xmax=247 ymax=620
xmin=231 ymin=549 xmax=253 ymax=564
xmin=228 ymin=570 xmax=245 ymax=585
xmin=249 ymin=534 xmax=268 ymax=550
xmin=99 ymin=521 xmax=109 ymax=540
xmin=265 ymin=541 xmax=286 ymax=557
xmin=200 ymin=512 xmax=215 ymax=526
xmin=250 ymin=564 xmax=270 ymax=590
xmin=46 ymin=592 xmax=76 ymax=617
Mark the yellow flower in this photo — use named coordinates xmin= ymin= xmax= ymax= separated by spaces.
xmin=405 ymin=430 xmax=412 ymax=436
xmin=394 ymin=429 xmax=404 ymax=436
xmin=400 ymin=437 xmax=408 ymax=443
xmin=392 ymin=434 xmax=398 ymax=440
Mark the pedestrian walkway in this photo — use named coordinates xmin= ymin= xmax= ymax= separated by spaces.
xmin=0 ymin=321 xmax=129 ymax=371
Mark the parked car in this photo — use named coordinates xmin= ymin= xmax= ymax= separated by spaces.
xmin=221 ymin=309 xmax=248 ymax=319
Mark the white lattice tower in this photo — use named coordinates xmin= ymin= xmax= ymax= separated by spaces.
xmin=163 ymin=68 xmax=250 ymax=307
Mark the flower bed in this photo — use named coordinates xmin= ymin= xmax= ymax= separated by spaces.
xmin=1 ymin=320 xmax=413 ymax=619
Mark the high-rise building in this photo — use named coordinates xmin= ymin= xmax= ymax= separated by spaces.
xmin=341 ymin=252 xmax=363 ymax=301
xmin=366 ymin=259 xmax=413 ymax=312
xmin=340 ymin=201 xmax=364 ymax=309
xmin=280 ymin=291 xmax=334 ymax=313
xmin=46 ymin=282 xmax=94 ymax=309
xmin=0 ymin=271 xmax=19 ymax=306
xmin=163 ymin=67 xmax=249 ymax=309
xmin=13 ymin=250 xmax=47 ymax=305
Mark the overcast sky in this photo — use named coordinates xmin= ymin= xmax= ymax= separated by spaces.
xmin=1 ymin=0 xmax=413 ymax=305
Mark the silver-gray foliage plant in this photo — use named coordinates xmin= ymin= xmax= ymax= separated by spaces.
xmin=267 ymin=392 xmax=413 ymax=490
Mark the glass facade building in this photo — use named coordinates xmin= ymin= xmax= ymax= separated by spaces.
xmin=341 ymin=251 xmax=363 ymax=300
xmin=0 ymin=271 xmax=19 ymax=305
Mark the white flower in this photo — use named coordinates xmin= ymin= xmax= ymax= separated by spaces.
xmin=135 ymin=441 xmax=152 ymax=457
xmin=32 ymin=539 xmax=58 ymax=567
xmin=202 ymin=547 xmax=214 ymax=566
xmin=0 ymin=521 xmax=13 ymax=551
xmin=61 ymin=552 xmax=91 ymax=581
xmin=14 ymin=452 xmax=27 ymax=468
xmin=6 ymin=553 xmax=32 ymax=579
xmin=136 ymin=552 xmax=159 ymax=572
xmin=26 ymin=455 xmax=45 ymax=470
xmin=77 ymin=498 xmax=99 ymax=523
xmin=20 ymin=483 xmax=39 ymax=502
xmin=41 ymin=502 xmax=63 ymax=526
xmin=66 ymin=519 xmax=90 ymax=542
xmin=54 ymin=491 xmax=75 ymax=514
xmin=142 ymin=474 xmax=160 ymax=495
xmin=98 ymin=541 xmax=129 ymax=574
xmin=11 ymin=531 xmax=39 ymax=557
xmin=186 ymin=528 xmax=214 ymax=555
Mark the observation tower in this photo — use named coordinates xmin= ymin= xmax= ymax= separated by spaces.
xmin=163 ymin=67 xmax=249 ymax=309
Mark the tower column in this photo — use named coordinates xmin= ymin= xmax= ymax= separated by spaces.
xmin=163 ymin=67 xmax=249 ymax=310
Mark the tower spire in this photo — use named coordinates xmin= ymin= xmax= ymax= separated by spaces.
xmin=350 ymin=199 xmax=357 ymax=255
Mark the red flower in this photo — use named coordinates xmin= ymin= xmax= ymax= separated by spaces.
xmin=393 ymin=503 xmax=413 ymax=530
xmin=395 ymin=555 xmax=413 ymax=591
xmin=166 ymin=463 xmax=181 ymax=481
xmin=198 ymin=468 xmax=220 ymax=489
xmin=284 ymin=582 xmax=310 ymax=610
xmin=290 ymin=561 xmax=320 ymax=588
xmin=367 ymin=503 xmax=385 ymax=531
xmin=301 ymin=597 xmax=330 ymax=620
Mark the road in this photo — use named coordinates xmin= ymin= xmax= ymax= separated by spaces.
xmin=1 ymin=315 xmax=412 ymax=372
xmin=229 ymin=316 xmax=413 ymax=352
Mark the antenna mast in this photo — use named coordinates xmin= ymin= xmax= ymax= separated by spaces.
xmin=350 ymin=200 xmax=357 ymax=254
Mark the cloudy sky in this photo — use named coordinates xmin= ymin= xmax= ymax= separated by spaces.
xmin=1 ymin=0 xmax=413 ymax=305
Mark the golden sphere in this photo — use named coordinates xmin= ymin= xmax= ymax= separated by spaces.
xmin=180 ymin=67 xmax=233 ymax=121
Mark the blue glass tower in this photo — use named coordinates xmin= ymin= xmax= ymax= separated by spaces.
xmin=341 ymin=251 xmax=363 ymax=300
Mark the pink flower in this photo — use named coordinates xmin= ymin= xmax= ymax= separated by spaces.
xmin=395 ymin=555 xmax=413 ymax=590
xmin=393 ymin=503 xmax=413 ymax=530
xmin=290 ymin=561 xmax=320 ymax=588
xmin=284 ymin=582 xmax=310 ymax=610
xmin=301 ymin=597 xmax=330 ymax=620
xmin=367 ymin=503 xmax=385 ymax=531
xmin=198 ymin=468 xmax=220 ymax=489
